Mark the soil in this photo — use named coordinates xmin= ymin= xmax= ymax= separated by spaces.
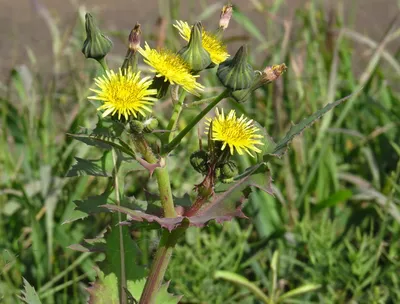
xmin=0 ymin=0 xmax=399 ymax=81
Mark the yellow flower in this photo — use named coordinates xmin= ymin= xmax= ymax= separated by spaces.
xmin=88 ymin=69 xmax=157 ymax=120
xmin=138 ymin=42 xmax=204 ymax=95
xmin=174 ymin=20 xmax=229 ymax=64
xmin=206 ymin=108 xmax=263 ymax=157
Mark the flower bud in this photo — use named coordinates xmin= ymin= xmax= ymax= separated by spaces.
xmin=129 ymin=23 xmax=141 ymax=51
xmin=122 ymin=23 xmax=141 ymax=74
xmin=143 ymin=117 xmax=158 ymax=133
xmin=217 ymin=45 xmax=254 ymax=91
xmin=129 ymin=120 xmax=144 ymax=134
xmin=178 ymin=22 xmax=212 ymax=73
xmin=219 ymin=5 xmax=233 ymax=30
xmin=82 ymin=13 xmax=113 ymax=61
xmin=231 ymin=63 xmax=287 ymax=102
xmin=190 ymin=150 xmax=209 ymax=174
xmin=220 ymin=160 xmax=238 ymax=178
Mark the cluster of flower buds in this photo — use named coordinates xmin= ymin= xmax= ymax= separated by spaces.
xmin=190 ymin=147 xmax=239 ymax=184
xmin=129 ymin=117 xmax=159 ymax=135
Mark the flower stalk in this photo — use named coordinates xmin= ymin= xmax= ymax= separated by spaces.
xmin=165 ymin=89 xmax=187 ymax=143
xmin=162 ymin=88 xmax=230 ymax=154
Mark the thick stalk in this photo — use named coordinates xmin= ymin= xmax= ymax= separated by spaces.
xmin=134 ymin=136 xmax=176 ymax=218
xmin=132 ymin=135 xmax=181 ymax=303
xmin=138 ymin=229 xmax=183 ymax=304
xmin=162 ymin=89 xmax=230 ymax=155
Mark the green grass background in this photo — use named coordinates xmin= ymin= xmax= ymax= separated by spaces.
xmin=1 ymin=0 xmax=400 ymax=303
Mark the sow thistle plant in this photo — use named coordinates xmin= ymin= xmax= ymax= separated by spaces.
xmin=66 ymin=5 xmax=351 ymax=304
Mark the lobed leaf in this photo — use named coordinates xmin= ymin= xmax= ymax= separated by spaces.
xmin=84 ymin=225 xmax=179 ymax=303
xmin=102 ymin=164 xmax=265 ymax=231
xmin=269 ymin=93 xmax=355 ymax=158
xmin=66 ymin=153 xmax=111 ymax=177
xmin=20 ymin=278 xmax=42 ymax=304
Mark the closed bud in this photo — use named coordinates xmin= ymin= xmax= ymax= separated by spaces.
xmin=122 ymin=24 xmax=141 ymax=74
xmin=82 ymin=13 xmax=113 ymax=61
xmin=215 ymin=167 xmax=222 ymax=179
xmin=178 ymin=22 xmax=212 ymax=73
xmin=129 ymin=120 xmax=144 ymax=134
xmin=231 ymin=63 xmax=287 ymax=102
xmin=190 ymin=150 xmax=209 ymax=174
xmin=219 ymin=5 xmax=233 ymax=30
xmin=143 ymin=117 xmax=158 ymax=133
xmin=221 ymin=160 xmax=238 ymax=178
xmin=217 ymin=45 xmax=254 ymax=91
xmin=129 ymin=23 xmax=141 ymax=51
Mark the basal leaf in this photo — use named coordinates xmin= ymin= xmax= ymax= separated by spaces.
xmin=154 ymin=281 xmax=182 ymax=304
xmin=20 ymin=278 xmax=42 ymax=304
xmin=269 ymin=93 xmax=354 ymax=158
xmin=87 ymin=270 xmax=119 ymax=304
xmin=85 ymin=225 xmax=179 ymax=303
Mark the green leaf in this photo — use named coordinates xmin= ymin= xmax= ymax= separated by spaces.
xmin=214 ymin=271 xmax=269 ymax=303
xmin=68 ymin=118 xmax=135 ymax=157
xmin=312 ymin=190 xmax=353 ymax=214
xmin=21 ymin=278 xmax=42 ymax=304
xmin=232 ymin=8 xmax=265 ymax=43
xmin=68 ymin=131 xmax=135 ymax=158
xmin=75 ymin=193 xmax=111 ymax=215
xmin=269 ymin=93 xmax=354 ymax=158
xmin=278 ymin=284 xmax=321 ymax=300
xmin=252 ymin=121 xmax=276 ymax=161
xmin=66 ymin=153 xmax=112 ymax=177
xmin=87 ymin=271 xmax=119 ymax=304
xmin=86 ymin=225 xmax=179 ymax=303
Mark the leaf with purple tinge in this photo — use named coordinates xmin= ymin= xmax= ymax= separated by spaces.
xmin=102 ymin=163 xmax=266 ymax=231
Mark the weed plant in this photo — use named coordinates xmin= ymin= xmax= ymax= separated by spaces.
xmin=1 ymin=1 xmax=399 ymax=303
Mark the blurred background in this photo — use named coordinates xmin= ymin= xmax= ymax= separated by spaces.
xmin=1 ymin=0 xmax=400 ymax=303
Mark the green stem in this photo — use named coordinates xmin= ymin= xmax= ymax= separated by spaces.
xmin=133 ymin=136 xmax=176 ymax=218
xmin=98 ymin=57 xmax=109 ymax=72
xmin=112 ymin=149 xmax=127 ymax=304
xmin=131 ymin=135 xmax=182 ymax=303
xmin=138 ymin=229 xmax=183 ymax=304
xmin=166 ymin=89 xmax=187 ymax=143
xmin=162 ymin=89 xmax=230 ymax=155
xmin=135 ymin=90 xmax=231 ymax=302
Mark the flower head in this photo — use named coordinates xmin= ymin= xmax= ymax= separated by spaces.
xmin=88 ymin=69 xmax=157 ymax=120
xmin=174 ymin=20 xmax=229 ymax=64
xmin=138 ymin=42 xmax=204 ymax=95
xmin=206 ymin=108 xmax=263 ymax=157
